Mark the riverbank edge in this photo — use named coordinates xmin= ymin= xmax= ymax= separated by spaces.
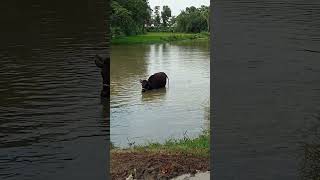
xmin=111 ymin=32 xmax=210 ymax=45
xmin=110 ymin=131 xmax=210 ymax=179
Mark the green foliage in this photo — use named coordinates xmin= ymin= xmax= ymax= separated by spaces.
xmin=168 ymin=16 xmax=176 ymax=28
xmin=161 ymin=5 xmax=171 ymax=28
xmin=175 ymin=5 xmax=210 ymax=33
xmin=153 ymin=6 xmax=161 ymax=28
xmin=111 ymin=32 xmax=209 ymax=45
xmin=110 ymin=2 xmax=210 ymax=38
xmin=132 ymin=129 xmax=210 ymax=157
xmin=111 ymin=1 xmax=135 ymax=37
xmin=111 ymin=0 xmax=152 ymax=37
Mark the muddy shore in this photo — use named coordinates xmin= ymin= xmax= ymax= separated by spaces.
xmin=111 ymin=151 xmax=210 ymax=180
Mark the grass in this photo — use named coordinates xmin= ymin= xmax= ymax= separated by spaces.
xmin=111 ymin=32 xmax=209 ymax=45
xmin=111 ymin=129 xmax=210 ymax=157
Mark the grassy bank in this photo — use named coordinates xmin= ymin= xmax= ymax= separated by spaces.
xmin=111 ymin=130 xmax=210 ymax=157
xmin=111 ymin=32 xmax=209 ymax=45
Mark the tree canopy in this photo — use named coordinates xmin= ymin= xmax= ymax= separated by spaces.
xmin=175 ymin=5 xmax=210 ymax=33
xmin=111 ymin=0 xmax=151 ymax=37
xmin=161 ymin=6 xmax=171 ymax=28
xmin=110 ymin=2 xmax=210 ymax=37
xmin=153 ymin=6 xmax=161 ymax=28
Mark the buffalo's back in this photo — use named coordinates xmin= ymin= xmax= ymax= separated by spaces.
xmin=148 ymin=72 xmax=167 ymax=89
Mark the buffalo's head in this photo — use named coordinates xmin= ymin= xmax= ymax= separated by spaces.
xmin=140 ymin=79 xmax=150 ymax=92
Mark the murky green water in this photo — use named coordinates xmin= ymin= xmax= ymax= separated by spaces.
xmin=212 ymin=1 xmax=320 ymax=179
xmin=0 ymin=1 xmax=109 ymax=179
xmin=110 ymin=41 xmax=210 ymax=147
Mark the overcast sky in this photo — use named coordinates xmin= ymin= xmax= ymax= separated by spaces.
xmin=148 ymin=0 xmax=210 ymax=16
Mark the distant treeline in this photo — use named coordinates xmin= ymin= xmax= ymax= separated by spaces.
xmin=111 ymin=0 xmax=210 ymax=37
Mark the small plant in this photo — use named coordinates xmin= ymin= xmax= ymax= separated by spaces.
xmin=127 ymin=137 xmax=136 ymax=148
xmin=121 ymin=129 xmax=210 ymax=157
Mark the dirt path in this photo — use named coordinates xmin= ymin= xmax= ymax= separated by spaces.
xmin=111 ymin=151 xmax=210 ymax=180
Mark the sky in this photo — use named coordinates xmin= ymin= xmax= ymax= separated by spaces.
xmin=148 ymin=0 xmax=210 ymax=16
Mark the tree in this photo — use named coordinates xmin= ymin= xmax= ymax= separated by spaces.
xmin=110 ymin=0 xmax=152 ymax=36
xmin=111 ymin=1 xmax=135 ymax=36
xmin=175 ymin=5 xmax=209 ymax=33
xmin=154 ymin=6 xmax=161 ymax=28
xmin=199 ymin=5 xmax=210 ymax=31
xmin=161 ymin=5 xmax=171 ymax=28
xmin=125 ymin=0 xmax=152 ymax=33
xmin=145 ymin=7 xmax=153 ymax=28
xmin=168 ymin=16 xmax=176 ymax=27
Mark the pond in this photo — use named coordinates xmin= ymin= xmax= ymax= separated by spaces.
xmin=110 ymin=40 xmax=210 ymax=147
xmin=0 ymin=1 xmax=108 ymax=179
xmin=212 ymin=1 xmax=320 ymax=179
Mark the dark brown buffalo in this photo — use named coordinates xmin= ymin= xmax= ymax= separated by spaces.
xmin=94 ymin=54 xmax=110 ymax=97
xmin=140 ymin=72 xmax=169 ymax=92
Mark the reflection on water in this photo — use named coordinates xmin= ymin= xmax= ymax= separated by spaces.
xmin=110 ymin=41 xmax=210 ymax=147
xmin=212 ymin=0 xmax=320 ymax=179
xmin=0 ymin=1 xmax=108 ymax=180
xmin=141 ymin=88 xmax=167 ymax=103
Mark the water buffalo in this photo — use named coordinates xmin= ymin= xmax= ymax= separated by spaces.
xmin=140 ymin=72 xmax=169 ymax=92
xmin=94 ymin=54 xmax=110 ymax=97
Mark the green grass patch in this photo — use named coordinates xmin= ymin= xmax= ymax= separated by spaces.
xmin=111 ymin=130 xmax=210 ymax=157
xmin=111 ymin=32 xmax=209 ymax=45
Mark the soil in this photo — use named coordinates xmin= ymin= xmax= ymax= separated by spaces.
xmin=111 ymin=151 xmax=210 ymax=180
